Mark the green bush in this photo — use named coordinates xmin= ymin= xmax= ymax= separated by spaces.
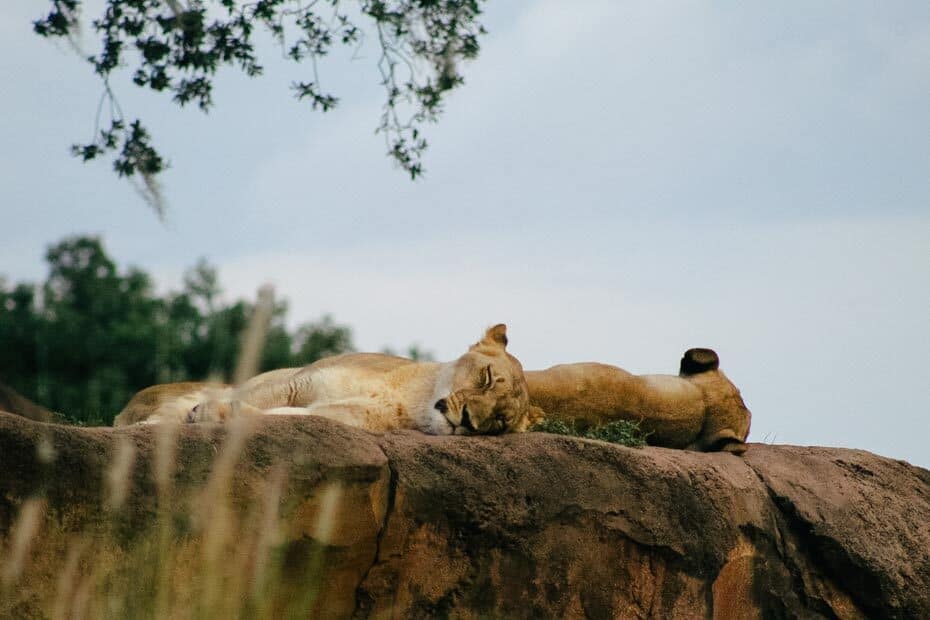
xmin=530 ymin=418 xmax=649 ymax=448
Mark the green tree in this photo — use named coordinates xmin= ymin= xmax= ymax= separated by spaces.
xmin=0 ymin=235 xmax=360 ymax=424
xmin=381 ymin=343 xmax=434 ymax=361
xmin=34 ymin=0 xmax=488 ymax=213
xmin=183 ymin=258 xmax=221 ymax=314
xmin=0 ymin=282 xmax=42 ymax=403
xmin=292 ymin=315 xmax=355 ymax=365
xmin=39 ymin=236 xmax=163 ymax=421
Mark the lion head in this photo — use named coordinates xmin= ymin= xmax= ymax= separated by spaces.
xmin=433 ymin=324 xmax=542 ymax=435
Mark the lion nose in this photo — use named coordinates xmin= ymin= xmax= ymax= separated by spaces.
xmin=434 ymin=399 xmax=448 ymax=414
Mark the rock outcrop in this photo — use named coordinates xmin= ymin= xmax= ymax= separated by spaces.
xmin=0 ymin=411 xmax=928 ymax=619
xmin=0 ymin=383 xmax=60 ymax=424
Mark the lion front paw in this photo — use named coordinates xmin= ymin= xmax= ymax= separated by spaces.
xmin=186 ymin=400 xmax=234 ymax=423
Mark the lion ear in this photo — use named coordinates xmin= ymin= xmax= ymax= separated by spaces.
xmin=479 ymin=323 xmax=508 ymax=349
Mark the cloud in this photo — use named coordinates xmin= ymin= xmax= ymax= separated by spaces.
xmin=162 ymin=211 xmax=929 ymax=466
xmin=3 ymin=3 xmax=929 ymax=468
xmin=242 ymin=0 xmax=930 ymax=252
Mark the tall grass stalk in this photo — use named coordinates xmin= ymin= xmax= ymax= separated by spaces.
xmin=1 ymin=497 xmax=45 ymax=588
xmin=3 ymin=285 xmax=350 ymax=618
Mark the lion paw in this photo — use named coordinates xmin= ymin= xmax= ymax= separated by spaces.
xmin=186 ymin=400 xmax=233 ymax=423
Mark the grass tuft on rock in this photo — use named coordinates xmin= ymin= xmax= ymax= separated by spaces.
xmin=530 ymin=418 xmax=648 ymax=448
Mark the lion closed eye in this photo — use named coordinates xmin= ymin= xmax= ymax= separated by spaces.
xmin=433 ymin=324 xmax=534 ymax=435
xmin=116 ymin=324 xmax=535 ymax=437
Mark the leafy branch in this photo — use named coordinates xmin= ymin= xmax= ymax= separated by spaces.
xmin=34 ymin=0 xmax=487 ymax=214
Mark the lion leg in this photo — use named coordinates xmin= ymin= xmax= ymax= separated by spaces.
xmin=188 ymin=397 xmax=385 ymax=431
xmin=261 ymin=407 xmax=314 ymax=416
xmin=188 ymin=399 xmax=267 ymax=422
xmin=718 ymin=439 xmax=748 ymax=456
xmin=688 ymin=428 xmax=748 ymax=455
xmin=230 ymin=367 xmax=309 ymax=409
xmin=295 ymin=401 xmax=386 ymax=430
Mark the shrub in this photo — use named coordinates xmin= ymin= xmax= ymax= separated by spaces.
xmin=530 ymin=418 xmax=649 ymax=448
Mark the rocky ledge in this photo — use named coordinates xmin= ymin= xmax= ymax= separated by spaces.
xmin=0 ymin=411 xmax=928 ymax=619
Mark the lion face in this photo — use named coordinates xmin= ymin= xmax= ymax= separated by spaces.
xmin=434 ymin=324 xmax=538 ymax=435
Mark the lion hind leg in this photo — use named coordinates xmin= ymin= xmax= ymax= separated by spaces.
xmin=263 ymin=407 xmax=314 ymax=416
xmin=289 ymin=400 xmax=383 ymax=430
xmin=694 ymin=428 xmax=748 ymax=455
xmin=718 ymin=439 xmax=748 ymax=456
xmin=186 ymin=398 xmax=266 ymax=422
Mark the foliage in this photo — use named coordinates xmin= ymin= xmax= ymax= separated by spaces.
xmin=585 ymin=420 xmax=650 ymax=447
xmin=33 ymin=0 xmax=488 ymax=212
xmin=293 ymin=315 xmax=354 ymax=364
xmin=0 ymin=235 xmax=361 ymax=425
xmin=530 ymin=418 xmax=649 ymax=448
xmin=381 ymin=343 xmax=435 ymax=361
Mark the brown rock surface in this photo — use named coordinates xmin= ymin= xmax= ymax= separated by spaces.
xmin=0 ymin=411 xmax=927 ymax=619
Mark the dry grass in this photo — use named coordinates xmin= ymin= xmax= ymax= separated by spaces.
xmin=0 ymin=421 xmax=336 ymax=619
xmin=0 ymin=285 xmax=339 ymax=619
xmin=1 ymin=498 xmax=46 ymax=589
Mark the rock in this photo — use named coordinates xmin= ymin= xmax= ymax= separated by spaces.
xmin=0 ymin=382 xmax=60 ymax=424
xmin=0 ymin=411 xmax=927 ymax=618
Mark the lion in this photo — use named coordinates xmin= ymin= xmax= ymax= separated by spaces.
xmin=524 ymin=348 xmax=752 ymax=454
xmin=116 ymin=330 xmax=750 ymax=454
xmin=114 ymin=324 xmax=540 ymax=436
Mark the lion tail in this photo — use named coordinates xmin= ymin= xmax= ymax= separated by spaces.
xmin=679 ymin=348 xmax=720 ymax=376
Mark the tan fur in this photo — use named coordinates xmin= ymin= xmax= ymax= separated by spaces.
xmin=525 ymin=349 xmax=751 ymax=454
xmin=115 ymin=336 xmax=749 ymax=453
xmin=115 ymin=326 xmax=537 ymax=436
xmin=113 ymin=382 xmax=222 ymax=427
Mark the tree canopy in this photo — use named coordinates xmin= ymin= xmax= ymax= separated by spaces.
xmin=34 ymin=0 xmax=487 ymax=213
xmin=0 ymin=235 xmax=363 ymax=424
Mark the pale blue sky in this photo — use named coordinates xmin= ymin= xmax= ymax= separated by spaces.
xmin=2 ymin=1 xmax=928 ymax=466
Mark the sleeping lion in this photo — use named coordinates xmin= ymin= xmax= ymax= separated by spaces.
xmin=525 ymin=348 xmax=752 ymax=454
xmin=116 ymin=324 xmax=539 ymax=435
xmin=116 ymin=326 xmax=750 ymax=452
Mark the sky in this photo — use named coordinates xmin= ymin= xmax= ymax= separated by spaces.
xmin=2 ymin=1 xmax=928 ymax=467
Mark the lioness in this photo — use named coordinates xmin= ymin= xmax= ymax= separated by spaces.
xmin=117 ymin=332 xmax=750 ymax=454
xmin=115 ymin=324 xmax=539 ymax=435
xmin=525 ymin=348 xmax=752 ymax=454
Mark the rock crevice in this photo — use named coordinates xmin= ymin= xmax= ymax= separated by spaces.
xmin=352 ymin=455 xmax=399 ymax=620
